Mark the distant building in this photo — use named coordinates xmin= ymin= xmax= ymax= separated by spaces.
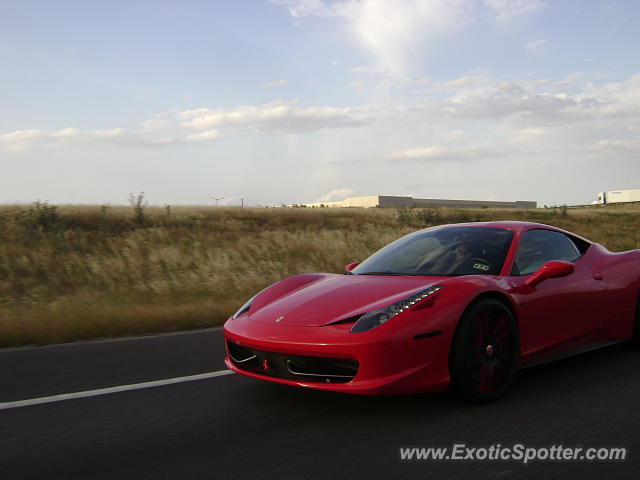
xmin=300 ymin=195 xmax=537 ymax=209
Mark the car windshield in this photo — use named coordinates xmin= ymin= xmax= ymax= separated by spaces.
xmin=352 ymin=226 xmax=514 ymax=277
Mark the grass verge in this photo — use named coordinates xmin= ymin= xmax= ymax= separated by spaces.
xmin=0 ymin=203 xmax=638 ymax=346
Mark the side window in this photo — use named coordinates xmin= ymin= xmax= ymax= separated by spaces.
xmin=512 ymin=229 xmax=581 ymax=276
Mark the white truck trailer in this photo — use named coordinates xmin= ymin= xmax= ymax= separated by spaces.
xmin=596 ymin=189 xmax=640 ymax=205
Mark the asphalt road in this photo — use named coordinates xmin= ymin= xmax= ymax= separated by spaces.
xmin=1 ymin=329 xmax=639 ymax=479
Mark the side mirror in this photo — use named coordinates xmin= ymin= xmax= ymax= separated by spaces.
xmin=345 ymin=262 xmax=360 ymax=273
xmin=524 ymin=260 xmax=575 ymax=288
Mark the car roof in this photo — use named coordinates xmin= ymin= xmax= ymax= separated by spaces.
xmin=440 ymin=221 xmax=550 ymax=232
xmin=426 ymin=221 xmax=592 ymax=243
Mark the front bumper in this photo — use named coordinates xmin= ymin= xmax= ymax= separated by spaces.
xmin=223 ymin=314 xmax=452 ymax=395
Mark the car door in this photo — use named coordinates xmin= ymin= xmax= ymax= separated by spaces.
xmin=507 ymin=228 xmax=603 ymax=359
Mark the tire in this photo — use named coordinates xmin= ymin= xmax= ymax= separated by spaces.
xmin=449 ymin=298 xmax=520 ymax=402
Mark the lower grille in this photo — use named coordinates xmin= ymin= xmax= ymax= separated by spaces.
xmin=227 ymin=341 xmax=358 ymax=383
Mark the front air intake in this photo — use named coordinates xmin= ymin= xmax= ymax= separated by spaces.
xmin=227 ymin=341 xmax=358 ymax=383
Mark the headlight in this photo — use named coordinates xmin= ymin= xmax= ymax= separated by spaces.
xmin=231 ymin=295 xmax=255 ymax=319
xmin=350 ymin=286 xmax=444 ymax=333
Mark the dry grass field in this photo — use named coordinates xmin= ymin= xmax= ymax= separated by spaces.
xmin=1 ymin=202 xmax=639 ymax=346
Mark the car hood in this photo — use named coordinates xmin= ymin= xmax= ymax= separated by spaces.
xmin=248 ymin=273 xmax=448 ymax=327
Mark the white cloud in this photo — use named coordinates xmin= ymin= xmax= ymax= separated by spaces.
xmin=0 ymin=126 xmax=175 ymax=151
xmin=275 ymin=1 xmax=472 ymax=76
xmin=579 ymin=138 xmax=640 ymax=154
xmin=427 ymin=74 xmax=635 ymax=124
xmin=148 ymin=136 xmax=179 ymax=145
xmin=389 ymin=145 xmax=450 ymax=160
xmin=94 ymin=128 xmax=127 ymax=138
xmin=349 ymin=80 xmax=365 ymax=88
xmin=409 ymin=76 xmax=433 ymax=85
xmin=276 ymin=0 xmax=547 ymax=77
xmin=0 ymin=99 xmax=373 ymax=151
xmin=51 ymin=127 xmax=80 ymax=138
xmin=525 ymin=39 xmax=548 ymax=52
xmin=377 ymin=72 xmax=640 ymax=166
xmin=5 ymin=72 xmax=639 ymax=179
xmin=335 ymin=0 xmax=472 ymax=77
xmin=0 ymin=129 xmax=47 ymax=151
xmin=316 ymin=187 xmax=354 ymax=202
xmin=432 ymin=74 xmax=485 ymax=90
xmin=440 ymin=83 xmax=579 ymax=121
xmin=185 ymin=130 xmax=223 ymax=142
xmin=176 ymin=99 xmax=369 ymax=133
xmin=483 ymin=0 xmax=546 ymax=23
xmin=140 ymin=118 xmax=170 ymax=130
xmin=0 ymin=127 xmax=129 ymax=151
xmin=271 ymin=0 xmax=330 ymax=19
xmin=388 ymin=144 xmax=504 ymax=162
xmin=262 ymin=79 xmax=289 ymax=88
xmin=511 ymin=127 xmax=546 ymax=142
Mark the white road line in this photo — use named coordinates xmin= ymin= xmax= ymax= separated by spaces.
xmin=0 ymin=370 xmax=235 ymax=411
xmin=1 ymin=327 xmax=223 ymax=352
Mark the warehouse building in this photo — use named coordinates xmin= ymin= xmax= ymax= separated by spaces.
xmin=301 ymin=195 xmax=537 ymax=209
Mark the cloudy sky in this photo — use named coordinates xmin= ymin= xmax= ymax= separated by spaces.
xmin=1 ymin=0 xmax=639 ymax=206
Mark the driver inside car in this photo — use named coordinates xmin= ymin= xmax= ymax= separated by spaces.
xmin=454 ymin=243 xmax=472 ymax=262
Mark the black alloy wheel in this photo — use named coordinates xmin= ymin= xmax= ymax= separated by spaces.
xmin=449 ymin=298 xmax=520 ymax=402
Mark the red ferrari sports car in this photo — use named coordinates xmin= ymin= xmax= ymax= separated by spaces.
xmin=224 ymin=221 xmax=640 ymax=401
